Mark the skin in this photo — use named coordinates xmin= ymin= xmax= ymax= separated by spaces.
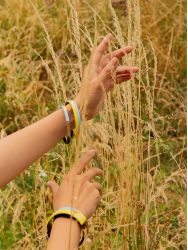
xmin=0 ymin=34 xmax=138 ymax=187
xmin=0 ymin=33 xmax=139 ymax=248
xmin=76 ymin=34 xmax=139 ymax=119
xmin=47 ymin=150 xmax=103 ymax=249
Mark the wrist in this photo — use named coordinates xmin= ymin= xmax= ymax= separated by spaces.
xmin=53 ymin=216 xmax=81 ymax=231
xmin=48 ymin=217 xmax=81 ymax=250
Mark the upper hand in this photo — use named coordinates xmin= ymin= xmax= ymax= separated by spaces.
xmin=75 ymin=33 xmax=139 ymax=119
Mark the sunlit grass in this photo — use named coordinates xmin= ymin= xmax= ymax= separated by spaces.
xmin=0 ymin=0 xmax=186 ymax=249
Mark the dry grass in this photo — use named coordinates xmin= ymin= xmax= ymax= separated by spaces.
xmin=0 ymin=0 xmax=186 ymax=249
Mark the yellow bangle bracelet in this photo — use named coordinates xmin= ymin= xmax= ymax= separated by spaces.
xmin=71 ymin=209 xmax=87 ymax=226
xmin=47 ymin=208 xmax=86 ymax=246
xmin=66 ymin=100 xmax=80 ymax=138
xmin=47 ymin=209 xmax=87 ymax=227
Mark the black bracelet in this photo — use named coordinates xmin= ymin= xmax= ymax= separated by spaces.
xmin=47 ymin=213 xmax=85 ymax=246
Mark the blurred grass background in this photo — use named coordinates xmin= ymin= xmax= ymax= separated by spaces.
xmin=0 ymin=0 xmax=186 ymax=249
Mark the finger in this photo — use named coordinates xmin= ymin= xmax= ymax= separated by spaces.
xmin=116 ymin=74 xmax=132 ymax=84
xmin=92 ymin=182 xmax=102 ymax=195
xmin=83 ymin=168 xmax=104 ymax=182
xmin=99 ymin=57 xmax=119 ymax=82
xmin=48 ymin=181 xmax=59 ymax=196
xmin=92 ymin=33 xmax=113 ymax=65
xmin=69 ymin=149 xmax=96 ymax=176
xmin=105 ymin=46 xmax=133 ymax=61
xmin=116 ymin=65 xmax=139 ymax=75
xmin=115 ymin=66 xmax=139 ymax=84
xmin=98 ymin=57 xmax=119 ymax=91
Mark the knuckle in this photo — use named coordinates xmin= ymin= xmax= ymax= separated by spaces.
xmin=94 ymin=188 xmax=100 ymax=197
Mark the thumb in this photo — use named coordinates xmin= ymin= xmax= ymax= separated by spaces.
xmin=48 ymin=181 xmax=59 ymax=196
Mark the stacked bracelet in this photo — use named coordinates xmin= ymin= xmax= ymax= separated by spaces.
xmin=57 ymin=207 xmax=87 ymax=225
xmin=60 ymin=106 xmax=72 ymax=144
xmin=65 ymin=100 xmax=81 ymax=139
xmin=60 ymin=100 xmax=81 ymax=143
xmin=47 ymin=207 xmax=87 ymax=246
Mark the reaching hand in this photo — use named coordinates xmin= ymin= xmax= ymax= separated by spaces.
xmin=48 ymin=150 xmax=103 ymax=219
xmin=75 ymin=33 xmax=139 ymax=119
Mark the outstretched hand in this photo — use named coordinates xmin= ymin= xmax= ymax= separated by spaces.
xmin=75 ymin=33 xmax=139 ymax=119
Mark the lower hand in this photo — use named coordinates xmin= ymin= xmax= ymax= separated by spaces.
xmin=48 ymin=150 xmax=103 ymax=219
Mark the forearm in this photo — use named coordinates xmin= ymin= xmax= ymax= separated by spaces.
xmin=47 ymin=218 xmax=81 ymax=250
xmin=0 ymin=105 xmax=75 ymax=187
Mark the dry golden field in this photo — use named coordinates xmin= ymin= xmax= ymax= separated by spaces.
xmin=0 ymin=0 xmax=186 ymax=249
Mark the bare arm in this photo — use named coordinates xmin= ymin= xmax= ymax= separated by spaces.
xmin=47 ymin=150 xmax=102 ymax=250
xmin=47 ymin=218 xmax=81 ymax=250
xmin=0 ymin=34 xmax=138 ymax=188
xmin=0 ymin=106 xmax=74 ymax=187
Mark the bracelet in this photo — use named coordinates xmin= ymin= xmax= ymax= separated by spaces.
xmin=57 ymin=206 xmax=78 ymax=212
xmin=57 ymin=207 xmax=87 ymax=225
xmin=60 ymin=105 xmax=72 ymax=144
xmin=65 ymin=100 xmax=81 ymax=139
xmin=47 ymin=207 xmax=87 ymax=227
xmin=47 ymin=207 xmax=87 ymax=246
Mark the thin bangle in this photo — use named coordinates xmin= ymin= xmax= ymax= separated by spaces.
xmin=60 ymin=105 xmax=70 ymax=136
xmin=59 ymin=105 xmax=73 ymax=144
xmin=57 ymin=206 xmax=78 ymax=212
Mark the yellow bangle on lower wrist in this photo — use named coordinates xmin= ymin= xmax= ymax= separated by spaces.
xmin=47 ymin=208 xmax=87 ymax=228
xmin=47 ymin=208 xmax=86 ymax=246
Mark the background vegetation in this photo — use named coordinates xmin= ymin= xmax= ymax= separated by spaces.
xmin=0 ymin=0 xmax=186 ymax=249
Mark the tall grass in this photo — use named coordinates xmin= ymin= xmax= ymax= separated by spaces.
xmin=0 ymin=0 xmax=186 ymax=249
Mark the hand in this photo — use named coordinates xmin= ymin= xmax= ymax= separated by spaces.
xmin=48 ymin=150 xmax=103 ymax=219
xmin=75 ymin=33 xmax=139 ymax=119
